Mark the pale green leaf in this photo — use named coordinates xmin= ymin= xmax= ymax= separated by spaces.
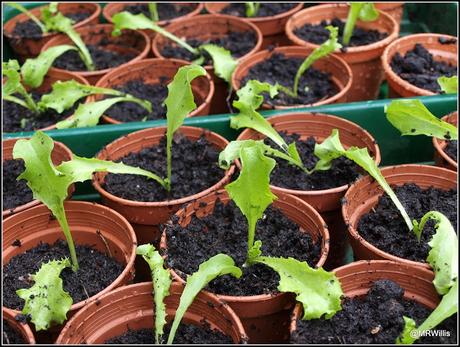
xmin=438 ymin=76 xmax=458 ymax=94
xmin=2 ymin=59 xmax=38 ymax=112
xmin=396 ymin=316 xmax=417 ymax=344
xmin=245 ymin=2 xmax=260 ymax=17
xmin=200 ymin=44 xmax=238 ymax=83
xmin=148 ymin=3 xmax=159 ymax=22
xmin=343 ymin=2 xmax=379 ymax=45
xmin=313 ymin=129 xmax=346 ymax=171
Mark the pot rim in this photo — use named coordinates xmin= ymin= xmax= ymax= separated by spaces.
xmin=432 ymin=112 xmax=458 ymax=170
xmin=2 ymin=306 xmax=37 ymax=344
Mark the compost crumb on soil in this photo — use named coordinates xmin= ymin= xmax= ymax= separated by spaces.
xmin=358 ymin=183 xmax=457 ymax=262
xmin=123 ymin=3 xmax=198 ymax=20
xmin=164 ymin=199 xmax=322 ymax=296
xmin=293 ymin=18 xmax=388 ymax=47
xmin=444 ymin=140 xmax=458 ymax=162
xmin=2 ymin=320 xmax=26 ymax=345
xmin=103 ymin=133 xmax=225 ymax=202
xmin=241 ymin=53 xmax=338 ymax=107
xmin=106 ymin=322 xmax=233 ymax=344
xmin=291 ymin=279 xmax=457 ymax=344
xmin=220 ymin=3 xmax=297 ymax=17
xmin=160 ymin=31 xmax=257 ymax=65
xmin=390 ymin=43 xmax=457 ymax=93
xmin=2 ymin=159 xmax=33 ymax=211
xmin=3 ymin=240 xmax=123 ymax=310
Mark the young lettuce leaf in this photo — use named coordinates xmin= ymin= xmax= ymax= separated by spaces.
xmin=167 ymin=254 xmax=242 ymax=344
xmin=343 ymin=2 xmax=379 ymax=45
xmin=245 ymin=2 xmax=260 ymax=17
xmin=200 ymin=44 xmax=238 ymax=83
xmin=6 ymin=2 xmax=47 ymax=32
xmin=148 ymin=2 xmax=159 ymax=22
xmin=437 ymin=75 xmax=458 ymax=94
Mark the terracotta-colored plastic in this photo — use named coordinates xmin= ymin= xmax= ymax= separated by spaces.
xmin=205 ymin=2 xmax=304 ymax=49
xmin=375 ymin=2 xmax=405 ymax=26
xmin=160 ymin=189 xmax=329 ymax=343
xmin=290 ymin=260 xmax=441 ymax=338
xmin=2 ymin=138 xmax=73 ymax=218
xmin=56 ymin=282 xmax=248 ymax=344
xmin=286 ymin=4 xmax=399 ymax=102
xmin=93 ymin=58 xmax=214 ymax=124
xmin=343 ymin=164 xmax=457 ymax=268
xmin=232 ymin=46 xmax=353 ymax=109
xmin=3 ymin=3 xmax=101 ymax=61
xmin=41 ymin=24 xmax=150 ymax=85
xmin=433 ymin=111 xmax=458 ymax=172
xmin=3 ymin=307 xmax=36 ymax=344
xmin=382 ymin=33 xmax=458 ymax=98
xmin=152 ymin=14 xmax=263 ymax=114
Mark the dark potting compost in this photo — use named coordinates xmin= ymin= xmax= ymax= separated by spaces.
xmin=241 ymin=53 xmax=338 ymax=106
xmin=123 ymin=3 xmax=198 ymax=21
xmin=3 ymin=240 xmax=123 ymax=310
xmin=103 ymin=134 xmax=225 ymax=202
xmin=444 ymin=140 xmax=457 ymax=162
xmin=220 ymin=3 xmax=297 ymax=17
xmin=2 ymin=159 xmax=33 ymax=211
xmin=2 ymin=320 xmax=26 ymax=345
xmin=291 ymin=279 xmax=457 ymax=344
xmin=358 ymin=183 xmax=457 ymax=262
xmin=390 ymin=44 xmax=457 ymax=93
xmin=164 ymin=199 xmax=322 ymax=296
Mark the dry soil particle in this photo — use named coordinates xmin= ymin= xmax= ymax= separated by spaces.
xmin=444 ymin=140 xmax=457 ymax=162
xmin=220 ymin=3 xmax=297 ymax=17
xmin=122 ymin=3 xmax=198 ymax=21
xmin=2 ymin=320 xmax=26 ymax=345
xmin=2 ymin=159 xmax=33 ymax=211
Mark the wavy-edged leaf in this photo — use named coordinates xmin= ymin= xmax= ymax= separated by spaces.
xmin=438 ymin=76 xmax=458 ymax=94
xmin=2 ymin=59 xmax=38 ymax=112
xmin=313 ymin=129 xmax=346 ymax=171
xmin=200 ymin=44 xmax=238 ymax=83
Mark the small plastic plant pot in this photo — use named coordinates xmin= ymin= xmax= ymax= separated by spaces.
xmin=151 ymin=14 xmax=263 ymax=114
xmin=433 ymin=111 xmax=458 ymax=172
xmin=286 ymin=3 xmax=398 ymax=102
xmin=290 ymin=260 xmax=442 ymax=339
xmin=3 ymin=307 xmax=36 ymax=344
xmin=41 ymin=24 xmax=150 ymax=85
xmin=382 ymin=33 xmax=458 ymax=98
xmin=3 ymin=3 xmax=101 ymax=62
xmin=2 ymin=137 xmax=73 ymax=219
xmin=93 ymin=58 xmax=214 ymax=124
xmin=160 ymin=189 xmax=329 ymax=343
xmin=342 ymin=164 xmax=457 ymax=268
xmin=231 ymin=46 xmax=353 ymax=109
xmin=375 ymin=2 xmax=405 ymax=28
xmin=102 ymin=2 xmax=204 ymax=39
xmin=204 ymin=2 xmax=304 ymax=49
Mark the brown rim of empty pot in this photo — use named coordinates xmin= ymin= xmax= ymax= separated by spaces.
xmin=2 ymin=138 xmax=73 ymax=219
xmin=433 ymin=111 xmax=458 ymax=172
xmin=237 ymin=112 xmax=381 ymax=212
xmin=56 ymin=282 xmax=248 ymax=344
xmin=93 ymin=58 xmax=215 ymax=124
xmin=290 ymin=260 xmax=441 ymax=337
xmin=3 ymin=3 xmax=101 ymax=61
xmin=3 ymin=307 xmax=36 ymax=344
xmin=285 ymin=4 xmax=398 ymax=102
xmin=3 ymin=201 xmax=137 ymax=315
xmin=160 ymin=189 xmax=329 ymax=343
xmin=41 ymin=24 xmax=150 ymax=85
xmin=92 ymin=126 xmax=235 ymax=226
xmin=204 ymin=2 xmax=304 ymax=37
xmin=382 ymin=33 xmax=458 ymax=98
xmin=231 ymin=46 xmax=353 ymax=109
xmin=342 ymin=164 xmax=457 ymax=268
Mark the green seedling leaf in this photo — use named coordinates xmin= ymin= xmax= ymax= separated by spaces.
xmin=136 ymin=244 xmax=172 ymax=344
xmin=167 ymin=254 xmax=242 ymax=344
xmin=16 ymin=259 xmax=72 ymax=331
xmin=396 ymin=316 xmax=417 ymax=344
xmin=343 ymin=2 xmax=379 ymax=45
xmin=438 ymin=76 xmax=458 ymax=94
xmin=200 ymin=44 xmax=238 ymax=83
xmin=312 ymin=129 xmax=346 ymax=171
xmin=148 ymin=2 xmax=159 ymax=22
xmin=6 ymin=2 xmax=47 ymax=33
xmin=247 ymin=240 xmax=263 ymax=264
xmin=245 ymin=2 xmax=260 ymax=17
xmin=385 ymin=99 xmax=458 ymax=141
xmin=21 ymin=45 xmax=78 ymax=88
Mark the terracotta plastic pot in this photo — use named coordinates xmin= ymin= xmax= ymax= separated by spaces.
xmin=375 ymin=2 xmax=405 ymax=27
xmin=343 ymin=164 xmax=457 ymax=268
xmin=382 ymin=33 xmax=458 ymax=98
xmin=286 ymin=4 xmax=399 ymax=102
xmin=41 ymin=24 xmax=150 ymax=85
xmin=2 ymin=138 xmax=73 ymax=218
xmin=93 ymin=58 xmax=214 ymax=124
xmin=3 ymin=3 xmax=101 ymax=61
xmin=3 ymin=307 xmax=36 ymax=344
xmin=205 ymin=2 xmax=304 ymax=49
xmin=231 ymin=46 xmax=353 ymax=109
xmin=160 ymin=189 xmax=329 ymax=343
xmin=290 ymin=260 xmax=442 ymax=339
xmin=433 ymin=111 xmax=458 ymax=172
xmin=152 ymin=14 xmax=263 ymax=114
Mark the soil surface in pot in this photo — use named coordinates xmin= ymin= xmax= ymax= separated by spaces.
xmin=11 ymin=12 xmax=91 ymax=38
xmin=291 ymin=279 xmax=457 ymax=344
xmin=103 ymin=133 xmax=225 ymax=202
xmin=293 ymin=18 xmax=388 ymax=48
xmin=2 ymin=320 xmax=26 ymax=345
xmin=358 ymin=183 xmax=457 ymax=262
xmin=444 ymin=140 xmax=457 ymax=162
xmin=3 ymin=91 xmax=81 ymax=133
xmin=122 ymin=3 xmax=198 ymax=21
xmin=220 ymin=3 xmax=296 ymax=17
xmin=241 ymin=53 xmax=338 ymax=106
xmin=2 ymin=159 xmax=33 ymax=211
xmin=390 ymin=44 xmax=457 ymax=93
xmin=106 ymin=322 xmax=233 ymax=344
xmin=164 ymin=199 xmax=322 ymax=296
xmin=3 ymin=240 xmax=124 ymax=310
xmin=160 ymin=31 xmax=257 ymax=65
